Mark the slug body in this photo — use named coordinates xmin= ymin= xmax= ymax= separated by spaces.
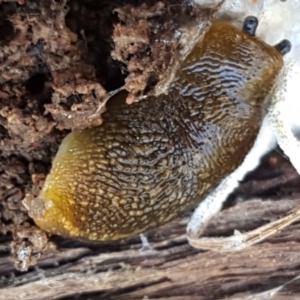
xmin=31 ymin=21 xmax=284 ymax=240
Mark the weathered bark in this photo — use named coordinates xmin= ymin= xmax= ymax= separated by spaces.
xmin=1 ymin=188 xmax=300 ymax=299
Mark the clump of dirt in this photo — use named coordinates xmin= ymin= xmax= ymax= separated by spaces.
xmin=112 ymin=0 xmax=222 ymax=102
xmin=0 ymin=0 xmax=222 ymax=271
xmin=111 ymin=1 xmax=193 ymax=102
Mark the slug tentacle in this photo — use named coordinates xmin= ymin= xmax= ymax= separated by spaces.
xmin=274 ymin=39 xmax=292 ymax=56
xmin=242 ymin=16 xmax=258 ymax=36
xmin=27 ymin=18 xmax=286 ymax=241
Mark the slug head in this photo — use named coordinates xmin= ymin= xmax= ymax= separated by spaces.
xmin=179 ymin=19 xmax=286 ymax=111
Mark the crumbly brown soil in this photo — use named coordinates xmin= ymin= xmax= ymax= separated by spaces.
xmin=1 ymin=0 xmax=300 ymax=299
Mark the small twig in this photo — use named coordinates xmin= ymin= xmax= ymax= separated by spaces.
xmin=188 ymin=204 xmax=300 ymax=251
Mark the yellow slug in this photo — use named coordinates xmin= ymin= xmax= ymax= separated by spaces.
xmin=28 ymin=17 xmax=289 ymax=241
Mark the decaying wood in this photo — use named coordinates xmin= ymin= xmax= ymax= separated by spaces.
xmin=0 ymin=1 xmax=300 ymax=298
xmin=1 ymin=190 xmax=300 ymax=299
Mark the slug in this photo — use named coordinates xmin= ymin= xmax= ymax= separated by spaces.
xmin=28 ymin=17 xmax=289 ymax=241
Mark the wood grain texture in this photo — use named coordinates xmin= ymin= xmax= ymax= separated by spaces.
xmin=2 ymin=183 xmax=300 ymax=299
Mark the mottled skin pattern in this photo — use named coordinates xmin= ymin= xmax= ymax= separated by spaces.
xmin=32 ymin=22 xmax=283 ymax=240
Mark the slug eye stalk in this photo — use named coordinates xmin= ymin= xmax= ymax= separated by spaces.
xmin=242 ymin=16 xmax=258 ymax=36
xmin=274 ymin=39 xmax=292 ymax=56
